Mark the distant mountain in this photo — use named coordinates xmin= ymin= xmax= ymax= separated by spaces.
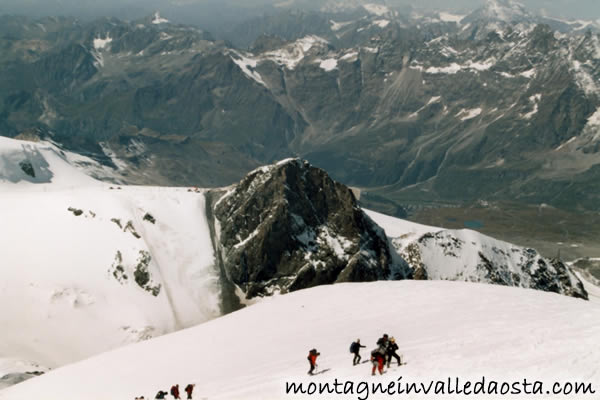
xmin=0 ymin=1 xmax=599 ymax=214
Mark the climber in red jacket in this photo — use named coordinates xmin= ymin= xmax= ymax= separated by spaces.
xmin=307 ymin=348 xmax=320 ymax=375
xmin=371 ymin=348 xmax=385 ymax=375
xmin=170 ymin=384 xmax=180 ymax=399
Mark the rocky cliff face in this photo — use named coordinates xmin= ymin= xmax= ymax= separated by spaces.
xmin=211 ymin=159 xmax=399 ymax=299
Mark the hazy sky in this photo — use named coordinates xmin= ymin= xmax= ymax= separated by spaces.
xmin=0 ymin=0 xmax=598 ymax=21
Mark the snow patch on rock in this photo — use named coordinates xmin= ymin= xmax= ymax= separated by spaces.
xmin=318 ymin=58 xmax=338 ymax=72
xmin=456 ymin=108 xmax=483 ymax=121
xmin=230 ymin=52 xmax=266 ymax=87
xmin=151 ymin=12 xmax=169 ymax=24
xmin=363 ymin=3 xmax=389 ymax=16
xmin=93 ymin=35 xmax=112 ymax=50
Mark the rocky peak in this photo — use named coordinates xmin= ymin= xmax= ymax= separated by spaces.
xmin=212 ymin=158 xmax=396 ymax=299
xmin=527 ymin=24 xmax=558 ymax=52
xmin=460 ymin=0 xmax=534 ymax=40
xmin=478 ymin=0 xmax=531 ymax=23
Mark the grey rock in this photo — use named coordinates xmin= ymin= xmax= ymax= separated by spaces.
xmin=212 ymin=159 xmax=396 ymax=299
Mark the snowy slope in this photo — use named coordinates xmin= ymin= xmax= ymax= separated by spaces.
xmin=2 ymin=281 xmax=599 ymax=400
xmin=365 ymin=209 xmax=441 ymax=249
xmin=0 ymin=138 xmax=222 ymax=379
xmin=0 ymin=136 xmax=120 ymax=188
xmin=368 ymin=210 xmax=586 ymax=298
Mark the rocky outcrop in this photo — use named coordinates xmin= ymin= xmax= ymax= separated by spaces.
xmin=395 ymin=230 xmax=588 ymax=299
xmin=212 ymin=159 xmax=397 ymax=299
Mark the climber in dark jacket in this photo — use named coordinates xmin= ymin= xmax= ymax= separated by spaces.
xmin=386 ymin=337 xmax=401 ymax=367
xmin=376 ymin=334 xmax=389 ymax=347
xmin=350 ymin=339 xmax=366 ymax=365
xmin=170 ymin=384 xmax=181 ymax=400
xmin=184 ymin=384 xmax=195 ymax=399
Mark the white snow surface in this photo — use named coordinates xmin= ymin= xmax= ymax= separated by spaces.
xmin=260 ymin=36 xmax=329 ymax=70
xmin=555 ymin=136 xmax=577 ymax=151
xmin=329 ymin=19 xmax=353 ymax=32
xmin=0 ymin=136 xmax=121 ymax=188
xmin=0 ymin=137 xmax=221 ymax=373
xmin=427 ymin=96 xmax=441 ymax=105
xmin=373 ymin=19 xmax=390 ymax=28
xmin=522 ymin=94 xmax=541 ymax=119
xmin=92 ymin=35 xmax=112 ymax=50
xmin=2 ymin=280 xmax=599 ymax=400
xmin=456 ymin=108 xmax=483 ymax=121
xmin=404 ymin=229 xmax=525 ymax=282
xmin=424 ymin=59 xmax=494 ymax=74
xmin=230 ymin=51 xmax=266 ymax=86
xmin=587 ymin=107 xmax=600 ymax=128
xmin=151 ymin=12 xmax=169 ymax=24
xmin=340 ymin=51 xmax=358 ymax=61
xmin=519 ymin=69 xmax=536 ymax=78
xmin=362 ymin=3 xmax=389 ymax=16
xmin=439 ymin=12 xmax=465 ymax=24
xmin=570 ymin=59 xmax=599 ymax=96
xmin=365 ymin=209 xmax=441 ymax=249
xmin=319 ymin=58 xmax=338 ymax=71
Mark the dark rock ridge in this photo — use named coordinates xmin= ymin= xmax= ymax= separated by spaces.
xmin=212 ymin=159 xmax=399 ymax=299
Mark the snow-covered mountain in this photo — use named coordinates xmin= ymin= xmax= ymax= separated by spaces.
xmin=2 ymin=280 xmax=599 ymax=400
xmin=0 ymin=136 xmax=222 ymax=387
xmin=369 ymin=210 xmax=586 ymax=299
xmin=0 ymin=135 xmax=590 ymax=390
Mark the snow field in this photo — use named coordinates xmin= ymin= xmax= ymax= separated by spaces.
xmin=2 ymin=281 xmax=599 ymax=400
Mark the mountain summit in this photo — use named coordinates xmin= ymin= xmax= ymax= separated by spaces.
xmin=476 ymin=0 xmax=531 ymax=22
xmin=211 ymin=159 xmax=398 ymax=299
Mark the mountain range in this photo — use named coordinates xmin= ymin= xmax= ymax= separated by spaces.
xmin=0 ymin=0 xmax=599 ymax=218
